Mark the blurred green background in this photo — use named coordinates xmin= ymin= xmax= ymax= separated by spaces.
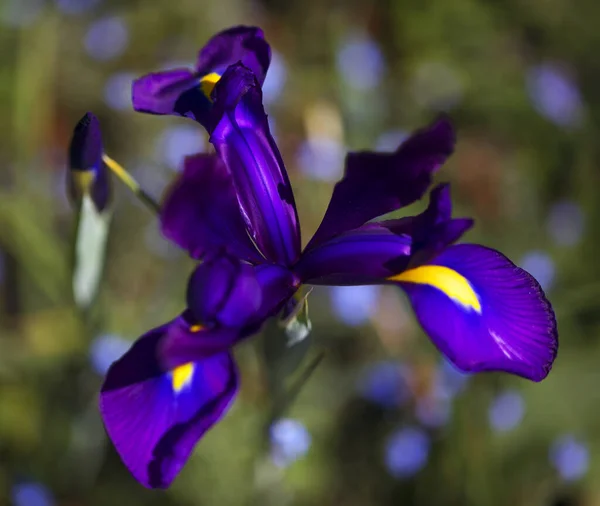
xmin=0 ymin=0 xmax=598 ymax=504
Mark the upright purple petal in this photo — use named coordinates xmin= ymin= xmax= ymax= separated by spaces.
xmin=100 ymin=321 xmax=238 ymax=489
xmin=295 ymin=223 xmax=411 ymax=285
xmin=67 ymin=112 xmax=110 ymax=212
xmin=307 ymin=118 xmax=455 ymax=249
xmin=380 ymin=184 xmax=474 ymax=265
xmin=210 ymin=64 xmax=301 ymax=265
xmin=391 ymin=244 xmax=558 ymax=381
xmin=160 ymin=153 xmax=264 ymax=264
xmin=196 ymin=26 xmax=271 ymax=85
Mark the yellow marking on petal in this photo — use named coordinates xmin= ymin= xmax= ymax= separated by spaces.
xmin=72 ymin=170 xmax=95 ymax=193
xmin=190 ymin=324 xmax=204 ymax=333
xmin=199 ymin=72 xmax=221 ymax=100
xmin=172 ymin=362 xmax=195 ymax=392
xmin=390 ymin=265 xmax=481 ymax=312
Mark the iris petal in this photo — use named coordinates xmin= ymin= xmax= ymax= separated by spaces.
xmin=307 ymin=118 xmax=455 ymax=249
xmin=210 ymin=63 xmax=301 ymax=265
xmin=160 ymin=153 xmax=264 ymax=264
xmin=393 ymin=244 xmax=558 ymax=381
xmin=100 ymin=322 xmax=238 ymax=489
xmin=295 ymin=223 xmax=412 ymax=285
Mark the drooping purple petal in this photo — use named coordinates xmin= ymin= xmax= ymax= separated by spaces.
xmin=210 ymin=64 xmax=301 ymax=265
xmin=307 ymin=118 xmax=455 ymax=249
xmin=196 ymin=26 xmax=271 ymax=85
xmin=132 ymin=68 xmax=201 ymax=113
xmin=161 ymin=264 xmax=298 ymax=368
xmin=160 ymin=153 xmax=264 ymax=264
xmin=100 ymin=323 xmax=238 ymax=489
xmin=295 ymin=223 xmax=412 ymax=285
xmin=392 ymin=244 xmax=558 ymax=381
xmin=67 ymin=112 xmax=110 ymax=212
xmin=187 ymin=253 xmax=262 ymax=328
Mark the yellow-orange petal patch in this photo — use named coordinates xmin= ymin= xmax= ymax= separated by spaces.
xmin=190 ymin=324 xmax=204 ymax=333
xmin=172 ymin=362 xmax=195 ymax=392
xmin=390 ymin=265 xmax=481 ymax=313
xmin=200 ymin=72 xmax=221 ymax=100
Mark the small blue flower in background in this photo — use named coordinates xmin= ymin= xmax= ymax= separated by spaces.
xmin=375 ymin=130 xmax=408 ymax=152
xmin=55 ymin=0 xmax=101 ymax=15
xmin=357 ymin=361 xmax=411 ymax=409
xmin=329 ymin=285 xmax=380 ymax=326
xmin=550 ymin=435 xmax=589 ymax=481
xmin=157 ymin=125 xmax=206 ymax=171
xmin=296 ymin=138 xmax=346 ymax=182
xmin=104 ymin=72 xmax=136 ymax=111
xmin=1 ymin=0 xmax=44 ymax=27
xmin=488 ymin=390 xmax=525 ymax=432
xmin=546 ymin=200 xmax=585 ymax=247
xmin=12 ymin=482 xmax=54 ymax=506
xmin=84 ymin=16 xmax=129 ymax=61
xmin=526 ymin=63 xmax=584 ymax=128
xmin=90 ymin=334 xmax=131 ymax=375
xmin=519 ymin=250 xmax=556 ymax=292
xmin=410 ymin=61 xmax=465 ymax=112
xmin=384 ymin=427 xmax=430 ymax=478
xmin=270 ymin=419 xmax=312 ymax=468
xmin=336 ymin=33 xmax=385 ymax=91
xmin=263 ymin=50 xmax=287 ymax=104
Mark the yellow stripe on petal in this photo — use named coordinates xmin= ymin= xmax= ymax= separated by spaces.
xmin=200 ymin=72 xmax=221 ymax=100
xmin=390 ymin=265 xmax=481 ymax=313
xmin=172 ymin=362 xmax=195 ymax=392
xmin=190 ymin=324 xmax=204 ymax=333
xmin=72 ymin=170 xmax=95 ymax=193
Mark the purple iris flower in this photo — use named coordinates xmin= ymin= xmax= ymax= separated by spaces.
xmin=67 ymin=112 xmax=110 ymax=212
xmin=99 ymin=29 xmax=558 ymax=490
xmin=132 ymin=26 xmax=270 ymax=129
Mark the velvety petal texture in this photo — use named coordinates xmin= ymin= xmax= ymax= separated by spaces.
xmin=307 ymin=118 xmax=456 ymax=249
xmin=295 ymin=224 xmax=411 ymax=285
xmin=67 ymin=112 xmax=110 ymax=212
xmin=100 ymin=322 xmax=238 ymax=489
xmin=392 ymin=244 xmax=558 ymax=381
xmin=196 ymin=26 xmax=271 ymax=85
xmin=210 ymin=64 xmax=301 ymax=265
xmin=161 ymin=264 xmax=299 ymax=367
xmin=187 ymin=254 xmax=262 ymax=328
xmin=160 ymin=154 xmax=263 ymax=263
xmin=380 ymin=184 xmax=474 ymax=266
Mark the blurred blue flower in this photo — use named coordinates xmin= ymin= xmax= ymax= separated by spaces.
xmin=488 ymin=390 xmax=525 ymax=432
xmin=357 ymin=361 xmax=411 ymax=409
xmin=384 ymin=427 xmax=430 ymax=478
xmin=55 ymin=0 xmax=101 ymax=15
xmin=336 ymin=34 xmax=385 ymax=91
xmin=157 ymin=125 xmax=206 ymax=171
xmin=329 ymin=285 xmax=380 ymax=326
xmin=410 ymin=61 xmax=464 ymax=111
xmin=527 ymin=63 xmax=584 ymax=128
xmin=550 ymin=435 xmax=589 ymax=481
xmin=546 ymin=200 xmax=585 ymax=247
xmin=90 ymin=334 xmax=131 ymax=375
xmin=104 ymin=72 xmax=135 ymax=111
xmin=519 ymin=250 xmax=555 ymax=292
xmin=270 ymin=418 xmax=311 ymax=468
xmin=263 ymin=50 xmax=287 ymax=104
xmin=84 ymin=16 xmax=129 ymax=61
xmin=375 ymin=130 xmax=408 ymax=152
xmin=1 ymin=0 xmax=44 ymax=27
xmin=296 ymin=138 xmax=345 ymax=182
xmin=12 ymin=482 xmax=54 ymax=506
